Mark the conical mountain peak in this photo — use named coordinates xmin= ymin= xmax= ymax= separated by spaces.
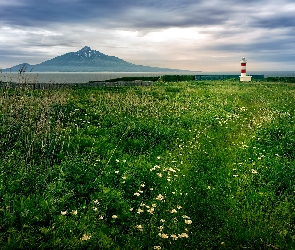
xmin=5 ymin=47 xmax=190 ymax=72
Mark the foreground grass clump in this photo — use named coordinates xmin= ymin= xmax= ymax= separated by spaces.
xmin=0 ymin=80 xmax=295 ymax=249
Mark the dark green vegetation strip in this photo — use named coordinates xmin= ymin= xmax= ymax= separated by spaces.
xmin=0 ymin=80 xmax=294 ymax=249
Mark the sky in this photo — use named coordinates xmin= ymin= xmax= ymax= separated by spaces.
xmin=1 ymin=0 xmax=295 ymax=72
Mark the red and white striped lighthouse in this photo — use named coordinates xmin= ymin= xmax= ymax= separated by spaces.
xmin=239 ymin=57 xmax=252 ymax=82
xmin=240 ymin=57 xmax=247 ymax=76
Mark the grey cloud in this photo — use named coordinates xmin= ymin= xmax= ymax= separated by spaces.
xmin=1 ymin=0 xmax=295 ymax=70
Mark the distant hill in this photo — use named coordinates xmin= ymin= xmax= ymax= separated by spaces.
xmin=5 ymin=46 xmax=192 ymax=72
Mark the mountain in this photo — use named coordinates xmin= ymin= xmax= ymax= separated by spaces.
xmin=6 ymin=46 xmax=191 ymax=72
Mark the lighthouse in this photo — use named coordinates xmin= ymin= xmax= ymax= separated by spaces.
xmin=239 ymin=57 xmax=252 ymax=82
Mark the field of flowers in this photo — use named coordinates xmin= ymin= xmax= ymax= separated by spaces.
xmin=0 ymin=79 xmax=294 ymax=249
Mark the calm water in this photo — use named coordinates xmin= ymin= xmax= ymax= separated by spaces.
xmin=1 ymin=71 xmax=295 ymax=83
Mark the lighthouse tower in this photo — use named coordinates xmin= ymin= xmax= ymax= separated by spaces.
xmin=239 ymin=57 xmax=252 ymax=82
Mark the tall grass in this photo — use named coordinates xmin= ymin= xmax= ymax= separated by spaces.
xmin=0 ymin=79 xmax=294 ymax=249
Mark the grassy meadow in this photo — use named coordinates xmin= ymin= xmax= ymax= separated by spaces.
xmin=0 ymin=78 xmax=295 ymax=249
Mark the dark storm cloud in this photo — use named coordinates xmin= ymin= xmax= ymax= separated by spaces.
xmin=1 ymin=0 xmax=294 ymax=31
xmin=0 ymin=0 xmax=243 ymax=28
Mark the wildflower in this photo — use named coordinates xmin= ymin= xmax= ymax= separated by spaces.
xmin=208 ymin=186 xmax=211 ymax=189
xmin=185 ymin=219 xmax=192 ymax=224
xmin=154 ymin=246 xmax=161 ymax=249
xmin=72 ymin=210 xmax=78 ymax=215
xmin=61 ymin=211 xmax=67 ymax=215
xmin=159 ymin=233 xmax=169 ymax=239
xmin=152 ymin=204 xmax=157 ymax=208
xmin=140 ymin=183 xmax=145 ymax=187
xmin=98 ymin=216 xmax=104 ymax=220
xmin=157 ymin=173 xmax=162 ymax=178
xmin=129 ymin=208 xmax=134 ymax=211
xmin=112 ymin=215 xmax=118 ymax=219
xmin=115 ymin=170 xmax=119 ymax=174
xmin=93 ymin=200 xmax=99 ymax=204
xmin=140 ymin=203 xmax=145 ymax=207
xmin=182 ymin=215 xmax=190 ymax=219
xmin=137 ymin=208 xmax=144 ymax=214
xmin=122 ymin=176 xmax=127 ymax=179
xmin=136 ymin=225 xmax=143 ymax=231
xmin=156 ymin=194 xmax=164 ymax=201
xmin=123 ymin=159 xmax=126 ymax=163
xmin=251 ymin=169 xmax=258 ymax=174
xmin=147 ymin=208 xmax=155 ymax=214
xmin=93 ymin=207 xmax=98 ymax=211
xmin=157 ymin=156 xmax=161 ymax=160
xmin=139 ymin=190 xmax=143 ymax=193
xmin=233 ymin=175 xmax=239 ymax=177
xmin=170 ymin=234 xmax=178 ymax=240
xmin=177 ymin=205 xmax=182 ymax=209
xmin=150 ymin=188 xmax=154 ymax=190
xmin=171 ymin=209 xmax=177 ymax=213
xmin=116 ymin=159 xmax=119 ymax=163
xmin=167 ymin=178 xmax=171 ymax=182
xmin=80 ymin=234 xmax=91 ymax=241
xmin=158 ymin=226 xmax=164 ymax=231
xmin=178 ymin=233 xmax=189 ymax=238
xmin=160 ymin=219 xmax=165 ymax=223
xmin=134 ymin=192 xmax=140 ymax=196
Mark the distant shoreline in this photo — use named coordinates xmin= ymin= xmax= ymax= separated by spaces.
xmin=1 ymin=71 xmax=295 ymax=84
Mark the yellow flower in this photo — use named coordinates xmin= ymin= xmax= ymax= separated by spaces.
xmin=137 ymin=208 xmax=144 ymax=214
xmin=93 ymin=199 xmax=99 ymax=204
xmin=134 ymin=192 xmax=140 ymax=196
xmin=136 ymin=225 xmax=143 ymax=231
xmin=170 ymin=234 xmax=178 ymax=240
xmin=112 ymin=215 xmax=118 ymax=219
xmin=185 ymin=219 xmax=192 ymax=224
xmin=61 ymin=211 xmax=67 ymax=215
xmin=159 ymin=233 xmax=169 ymax=239
xmin=154 ymin=246 xmax=161 ymax=249
xmin=80 ymin=234 xmax=91 ymax=241
xmin=177 ymin=205 xmax=182 ymax=209
xmin=147 ymin=207 xmax=155 ymax=214
xmin=170 ymin=209 xmax=177 ymax=213
xmin=156 ymin=194 xmax=164 ymax=201
xmin=178 ymin=233 xmax=189 ymax=238
xmin=99 ymin=216 xmax=104 ymax=220
xmin=72 ymin=210 xmax=78 ymax=215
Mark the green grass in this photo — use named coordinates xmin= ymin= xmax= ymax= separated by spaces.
xmin=0 ymin=80 xmax=295 ymax=249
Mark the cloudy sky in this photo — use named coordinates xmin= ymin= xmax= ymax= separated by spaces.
xmin=1 ymin=0 xmax=295 ymax=72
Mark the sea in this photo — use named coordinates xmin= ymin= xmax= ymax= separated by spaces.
xmin=1 ymin=71 xmax=295 ymax=84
